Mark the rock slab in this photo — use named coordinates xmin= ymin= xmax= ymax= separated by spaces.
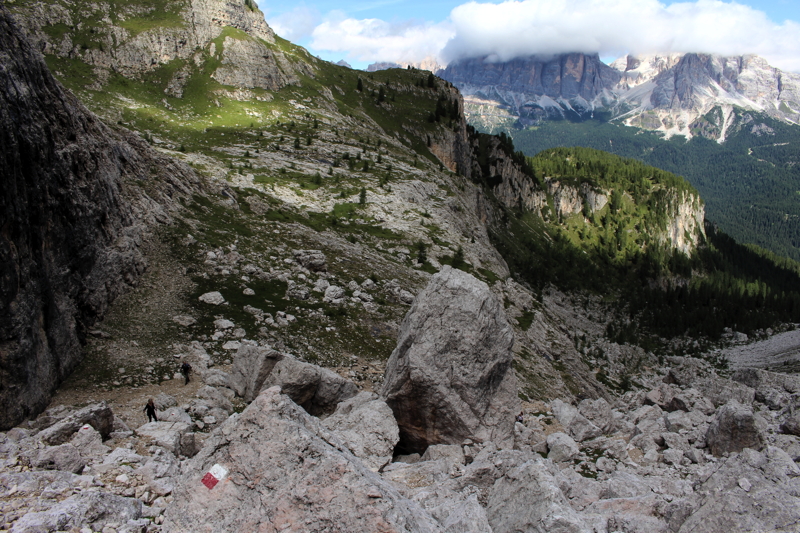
xmin=162 ymin=386 xmax=442 ymax=533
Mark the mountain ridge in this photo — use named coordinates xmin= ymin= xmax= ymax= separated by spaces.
xmin=438 ymin=51 xmax=800 ymax=139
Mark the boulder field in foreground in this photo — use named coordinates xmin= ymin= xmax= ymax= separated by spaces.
xmin=380 ymin=267 xmax=518 ymax=453
xmin=162 ymin=386 xmax=441 ymax=532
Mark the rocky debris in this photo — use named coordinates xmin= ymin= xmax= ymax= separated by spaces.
xmin=679 ymin=447 xmax=800 ymax=533
xmin=381 ymin=267 xmax=518 ymax=453
xmin=706 ymin=400 xmax=765 ymax=456
xmin=551 ymin=400 xmax=602 ymax=442
xmin=322 ymin=392 xmax=399 ymax=472
xmin=161 ymin=386 xmax=442 ymax=532
xmin=485 ymin=455 xmax=589 ymax=533
xmin=153 ymin=394 xmax=177 ymax=411
xmin=3 ymin=351 xmax=800 ymax=532
xmin=293 ymin=249 xmax=327 ymax=271
xmin=323 ymin=284 xmax=346 ymax=303
xmin=698 ymin=377 xmax=755 ymax=407
xmin=264 ymin=356 xmax=359 ymax=416
xmin=781 ymin=413 xmax=800 ymax=436
xmin=9 ymin=491 xmax=144 ymax=533
xmin=36 ymin=403 xmax=113 ymax=445
xmin=229 ymin=343 xmax=284 ymax=402
xmin=172 ymin=315 xmax=196 ymax=327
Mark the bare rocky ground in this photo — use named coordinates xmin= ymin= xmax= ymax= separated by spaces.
xmin=2 ymin=268 xmax=800 ymax=533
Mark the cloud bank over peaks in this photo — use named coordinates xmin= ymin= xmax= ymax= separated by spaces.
xmin=440 ymin=0 xmax=800 ymax=71
xmin=284 ymin=0 xmax=800 ymax=72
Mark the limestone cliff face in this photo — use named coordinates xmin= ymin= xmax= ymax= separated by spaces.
xmin=440 ymin=53 xmax=621 ymax=123
xmin=0 ymin=7 xmax=202 ymax=430
xmin=14 ymin=0 xmax=309 ymax=96
xmin=492 ymin=158 xmax=704 ymax=254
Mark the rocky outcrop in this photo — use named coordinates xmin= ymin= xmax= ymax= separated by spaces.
xmin=0 ymin=7 xmax=203 ymax=430
xmin=162 ymin=386 xmax=442 ymax=532
xmin=13 ymin=0 xmax=311 ymax=96
xmin=229 ymin=344 xmax=284 ymax=402
xmin=381 ymin=266 xmax=518 ymax=453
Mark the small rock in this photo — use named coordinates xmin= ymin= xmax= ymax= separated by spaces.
xmin=199 ymin=292 xmax=225 ymax=305
xmin=243 ymin=288 xmax=255 ymax=296
xmin=172 ymin=315 xmax=196 ymax=327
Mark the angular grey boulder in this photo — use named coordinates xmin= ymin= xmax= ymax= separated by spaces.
xmin=36 ymin=402 xmax=113 ymax=445
xmin=229 ymin=344 xmax=284 ymax=402
xmin=706 ymin=400 xmax=765 ymax=456
xmin=381 ymin=267 xmax=518 ymax=453
xmin=162 ymin=386 xmax=442 ymax=532
xmin=322 ymin=392 xmax=399 ymax=472
xmin=264 ymin=356 xmax=359 ymax=416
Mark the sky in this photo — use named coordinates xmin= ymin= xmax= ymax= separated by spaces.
xmin=257 ymin=0 xmax=800 ymax=72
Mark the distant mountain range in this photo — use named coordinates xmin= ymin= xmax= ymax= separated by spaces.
xmin=436 ymin=52 xmax=800 ymax=141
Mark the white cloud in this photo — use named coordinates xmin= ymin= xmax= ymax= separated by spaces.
xmin=441 ymin=0 xmax=800 ymax=71
xmin=309 ymin=14 xmax=454 ymax=64
xmin=267 ymin=6 xmax=322 ymax=42
xmin=301 ymin=0 xmax=800 ymax=72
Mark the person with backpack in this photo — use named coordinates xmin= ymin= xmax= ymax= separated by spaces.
xmin=181 ymin=361 xmax=192 ymax=385
xmin=144 ymin=398 xmax=158 ymax=422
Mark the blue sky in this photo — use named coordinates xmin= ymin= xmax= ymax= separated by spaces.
xmin=257 ymin=0 xmax=800 ymax=71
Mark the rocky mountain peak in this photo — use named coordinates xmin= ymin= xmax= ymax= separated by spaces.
xmin=448 ymin=50 xmax=800 ymax=139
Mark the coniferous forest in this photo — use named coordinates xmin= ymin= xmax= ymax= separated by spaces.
xmin=508 ymin=113 xmax=800 ymax=261
xmin=475 ymin=140 xmax=800 ymax=351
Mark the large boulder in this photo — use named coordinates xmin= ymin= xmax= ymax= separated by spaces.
xmin=136 ymin=422 xmax=196 ymax=457
xmin=380 ymin=267 xmax=518 ymax=453
xmin=264 ymin=356 xmax=359 ymax=416
xmin=162 ymin=387 xmax=442 ymax=532
xmin=229 ymin=344 xmax=284 ymax=402
xmin=706 ymin=400 xmax=765 ymax=456
xmin=322 ymin=392 xmax=400 ymax=472
xmin=36 ymin=403 xmax=113 ymax=445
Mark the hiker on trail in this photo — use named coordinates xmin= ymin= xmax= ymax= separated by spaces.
xmin=181 ymin=361 xmax=192 ymax=385
xmin=516 ymin=411 xmax=524 ymax=424
xmin=144 ymin=398 xmax=158 ymax=422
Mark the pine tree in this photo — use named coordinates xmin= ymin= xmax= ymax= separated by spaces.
xmin=357 ymin=77 xmax=363 ymax=92
xmin=359 ymin=187 xmax=367 ymax=205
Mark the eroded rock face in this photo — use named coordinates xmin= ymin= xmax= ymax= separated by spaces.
xmin=381 ymin=266 xmax=518 ymax=453
xmin=263 ymin=356 xmax=359 ymax=416
xmin=0 ymin=7 xmax=201 ymax=430
xmin=229 ymin=344 xmax=284 ymax=402
xmin=162 ymin=386 xmax=442 ymax=533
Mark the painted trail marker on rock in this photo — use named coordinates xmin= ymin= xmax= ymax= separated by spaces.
xmin=201 ymin=464 xmax=228 ymax=490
